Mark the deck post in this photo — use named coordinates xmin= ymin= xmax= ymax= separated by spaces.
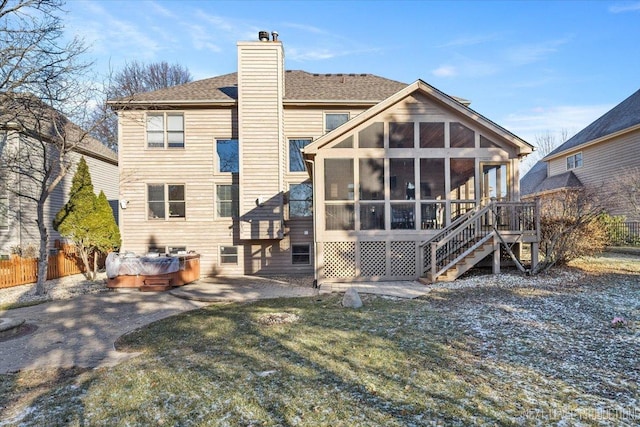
xmin=530 ymin=242 xmax=539 ymax=271
xmin=492 ymin=237 xmax=500 ymax=274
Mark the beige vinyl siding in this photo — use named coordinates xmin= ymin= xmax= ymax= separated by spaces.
xmin=237 ymin=42 xmax=285 ymax=239
xmin=548 ymin=128 xmax=640 ymax=218
xmin=118 ymin=107 xmax=241 ymax=275
xmin=242 ymin=219 xmax=314 ymax=275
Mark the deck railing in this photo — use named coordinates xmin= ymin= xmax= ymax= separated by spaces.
xmin=419 ymin=201 xmax=539 ymax=280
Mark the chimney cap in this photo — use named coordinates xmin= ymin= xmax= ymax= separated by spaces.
xmin=258 ymin=31 xmax=269 ymax=41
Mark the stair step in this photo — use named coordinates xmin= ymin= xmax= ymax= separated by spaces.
xmin=140 ymin=278 xmax=172 ymax=292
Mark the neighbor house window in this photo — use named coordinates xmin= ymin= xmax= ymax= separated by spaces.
xmin=325 ymin=113 xmax=349 ymax=133
xmin=146 ymin=113 xmax=184 ymax=148
xmin=289 ymin=183 xmax=313 ymax=218
xmin=216 ymin=184 xmax=239 ymax=218
xmin=292 ymin=244 xmax=311 ymax=265
xmin=216 ymin=139 xmax=239 ymax=173
xmin=289 ymin=139 xmax=312 ymax=172
xmin=147 ymin=184 xmax=185 ymax=220
xmin=0 ymin=187 xmax=7 ymax=229
xmin=220 ymin=246 xmax=238 ymax=264
xmin=566 ymin=152 xmax=583 ymax=170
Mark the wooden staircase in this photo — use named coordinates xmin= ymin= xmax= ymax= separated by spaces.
xmin=419 ymin=201 xmax=539 ymax=283
xmin=423 ymin=236 xmax=496 ymax=282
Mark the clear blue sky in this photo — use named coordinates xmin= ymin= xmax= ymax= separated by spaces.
xmin=65 ymin=0 xmax=640 ymax=167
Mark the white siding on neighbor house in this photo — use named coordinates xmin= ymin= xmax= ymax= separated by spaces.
xmin=0 ymin=130 xmax=118 ymax=253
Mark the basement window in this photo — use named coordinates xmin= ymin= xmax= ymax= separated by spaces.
xmin=292 ymin=244 xmax=310 ymax=265
xmin=220 ymin=246 xmax=238 ymax=264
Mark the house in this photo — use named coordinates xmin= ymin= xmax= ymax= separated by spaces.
xmin=109 ymin=32 xmax=537 ymax=283
xmin=0 ymin=96 xmax=118 ymax=256
xmin=521 ymin=88 xmax=640 ymax=220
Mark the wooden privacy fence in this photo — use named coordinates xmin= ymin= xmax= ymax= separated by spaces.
xmin=0 ymin=241 xmax=105 ymax=289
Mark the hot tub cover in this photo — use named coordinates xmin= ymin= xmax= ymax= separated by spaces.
xmin=106 ymin=252 xmax=180 ymax=279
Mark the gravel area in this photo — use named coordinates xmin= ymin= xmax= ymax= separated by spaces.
xmin=0 ymin=273 xmax=109 ymax=308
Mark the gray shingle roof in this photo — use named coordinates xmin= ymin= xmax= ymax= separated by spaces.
xmin=109 ymin=70 xmax=408 ymax=104
xmin=546 ymin=87 xmax=640 ymax=158
xmin=520 ymin=160 xmax=583 ymax=197
xmin=1 ymin=93 xmax=117 ymax=163
xmin=520 ymin=161 xmax=548 ymax=196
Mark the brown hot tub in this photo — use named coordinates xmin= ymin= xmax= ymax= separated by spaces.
xmin=106 ymin=253 xmax=200 ymax=291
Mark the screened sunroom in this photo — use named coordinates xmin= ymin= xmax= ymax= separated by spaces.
xmin=303 ymin=81 xmax=534 ymax=282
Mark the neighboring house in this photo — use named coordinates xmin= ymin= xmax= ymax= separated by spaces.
xmin=109 ymin=33 xmax=536 ymax=283
xmin=0 ymin=98 xmax=118 ymax=255
xmin=521 ymin=88 xmax=640 ymax=219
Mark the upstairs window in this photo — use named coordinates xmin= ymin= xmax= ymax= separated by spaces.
xmin=566 ymin=152 xmax=583 ymax=170
xmin=325 ymin=113 xmax=349 ymax=133
xmin=147 ymin=184 xmax=186 ymax=220
xmin=146 ymin=113 xmax=184 ymax=148
xmin=289 ymin=139 xmax=312 ymax=172
xmin=216 ymin=139 xmax=239 ymax=173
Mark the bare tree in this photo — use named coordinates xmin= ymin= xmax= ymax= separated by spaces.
xmin=522 ymin=129 xmax=569 ymax=174
xmin=532 ymin=185 xmax=612 ymax=274
xmin=88 ymin=61 xmax=193 ymax=150
xmin=534 ymin=129 xmax=568 ymax=159
xmin=1 ymin=0 xmax=96 ymax=295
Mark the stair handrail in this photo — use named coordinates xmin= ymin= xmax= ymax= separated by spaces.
xmin=419 ymin=203 xmax=493 ymax=278
xmin=431 ymin=231 xmax=495 ymax=280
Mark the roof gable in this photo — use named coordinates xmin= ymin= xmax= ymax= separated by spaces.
xmin=304 ymin=79 xmax=532 ymax=156
xmin=545 ymin=87 xmax=640 ymax=159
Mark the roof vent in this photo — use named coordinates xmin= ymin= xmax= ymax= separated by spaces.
xmin=258 ymin=31 xmax=269 ymax=41
xmin=271 ymin=31 xmax=279 ymax=41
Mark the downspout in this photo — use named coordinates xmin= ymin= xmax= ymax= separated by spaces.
xmin=304 ymin=157 xmax=318 ymax=288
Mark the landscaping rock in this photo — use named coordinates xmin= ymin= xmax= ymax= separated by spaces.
xmin=342 ymin=287 xmax=363 ymax=308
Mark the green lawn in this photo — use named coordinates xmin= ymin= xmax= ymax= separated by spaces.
xmin=1 ymin=256 xmax=639 ymax=426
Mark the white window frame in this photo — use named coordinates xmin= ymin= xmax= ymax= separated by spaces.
xmin=288 ymin=182 xmax=313 ymax=218
xmin=324 ymin=112 xmax=350 ymax=133
xmin=147 ymin=183 xmax=186 ymax=220
xmin=220 ymin=246 xmax=238 ymax=264
xmin=146 ymin=112 xmax=184 ymax=149
xmin=216 ymin=139 xmax=239 ymax=173
xmin=566 ymin=152 xmax=583 ymax=170
xmin=216 ymin=184 xmax=239 ymax=219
